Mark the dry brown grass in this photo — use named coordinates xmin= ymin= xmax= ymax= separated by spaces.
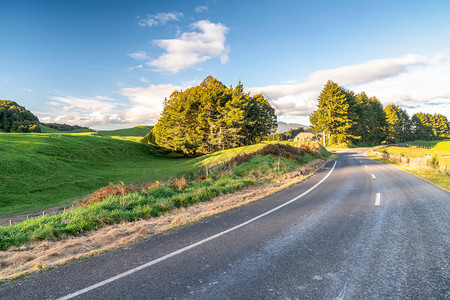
xmin=0 ymin=157 xmax=333 ymax=283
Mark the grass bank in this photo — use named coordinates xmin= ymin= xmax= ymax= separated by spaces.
xmin=0 ymin=143 xmax=330 ymax=251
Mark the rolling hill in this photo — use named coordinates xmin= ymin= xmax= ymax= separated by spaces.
xmin=0 ymin=132 xmax=275 ymax=216
xmin=277 ymin=122 xmax=307 ymax=133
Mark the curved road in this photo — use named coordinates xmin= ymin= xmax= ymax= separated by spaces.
xmin=1 ymin=149 xmax=449 ymax=299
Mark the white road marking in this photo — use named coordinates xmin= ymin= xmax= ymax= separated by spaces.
xmin=375 ymin=193 xmax=381 ymax=206
xmin=364 ymin=165 xmax=368 ymax=169
xmin=371 ymin=174 xmax=376 ymax=179
xmin=335 ymin=283 xmax=347 ymax=300
xmin=57 ymin=162 xmax=338 ymax=300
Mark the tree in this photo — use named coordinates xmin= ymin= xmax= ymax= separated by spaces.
xmin=384 ymin=104 xmax=410 ymax=143
xmin=309 ymin=81 xmax=353 ymax=145
xmin=431 ymin=114 xmax=449 ymax=139
xmin=0 ymin=100 xmax=41 ymax=133
xmin=354 ymin=94 xmax=386 ymax=145
xmin=411 ymin=112 xmax=433 ymax=140
xmin=152 ymin=76 xmax=277 ymax=155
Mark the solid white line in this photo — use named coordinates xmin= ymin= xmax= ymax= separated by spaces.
xmin=371 ymin=174 xmax=376 ymax=179
xmin=375 ymin=193 xmax=381 ymax=206
xmin=57 ymin=161 xmax=338 ymax=300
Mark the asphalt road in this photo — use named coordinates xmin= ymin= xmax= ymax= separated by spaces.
xmin=1 ymin=149 xmax=449 ymax=299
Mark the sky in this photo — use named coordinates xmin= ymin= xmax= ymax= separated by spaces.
xmin=1 ymin=0 xmax=450 ymax=130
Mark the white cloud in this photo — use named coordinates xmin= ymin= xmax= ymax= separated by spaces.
xmin=248 ymin=53 xmax=450 ymax=123
xmin=148 ymin=20 xmax=230 ymax=73
xmin=128 ymin=64 xmax=143 ymax=70
xmin=38 ymin=83 xmax=189 ymax=130
xmin=128 ymin=51 xmax=149 ymax=60
xmin=120 ymin=83 xmax=184 ymax=123
xmin=40 ymin=96 xmax=126 ymax=128
xmin=137 ymin=12 xmax=183 ymax=27
xmin=195 ymin=6 xmax=209 ymax=13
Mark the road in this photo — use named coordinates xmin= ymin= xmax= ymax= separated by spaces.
xmin=1 ymin=149 xmax=449 ymax=299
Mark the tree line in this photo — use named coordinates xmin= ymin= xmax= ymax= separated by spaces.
xmin=149 ymin=76 xmax=277 ymax=155
xmin=41 ymin=122 xmax=91 ymax=131
xmin=309 ymin=81 xmax=449 ymax=145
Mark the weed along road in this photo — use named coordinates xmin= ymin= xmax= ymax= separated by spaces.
xmin=1 ymin=149 xmax=449 ymax=299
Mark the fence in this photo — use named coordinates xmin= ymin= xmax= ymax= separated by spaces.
xmin=371 ymin=150 xmax=448 ymax=174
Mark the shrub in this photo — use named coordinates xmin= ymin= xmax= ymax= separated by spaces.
xmin=428 ymin=154 xmax=439 ymax=170
xmin=170 ymin=177 xmax=188 ymax=190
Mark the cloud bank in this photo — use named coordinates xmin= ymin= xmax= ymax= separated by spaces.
xmin=39 ymin=53 xmax=449 ymax=130
xmin=248 ymin=53 xmax=450 ymax=123
xmin=39 ymin=85 xmax=183 ymax=130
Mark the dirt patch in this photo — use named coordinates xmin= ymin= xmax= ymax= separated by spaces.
xmin=0 ymin=157 xmax=333 ymax=283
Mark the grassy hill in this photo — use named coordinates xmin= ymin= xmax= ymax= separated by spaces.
xmin=95 ymin=125 xmax=153 ymax=137
xmin=0 ymin=132 xmax=278 ymax=216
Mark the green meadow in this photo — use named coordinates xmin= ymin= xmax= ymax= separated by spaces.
xmin=0 ymin=130 xmax=277 ymax=216
xmin=380 ymin=140 xmax=450 ymax=169
xmin=0 ymin=141 xmax=329 ymax=250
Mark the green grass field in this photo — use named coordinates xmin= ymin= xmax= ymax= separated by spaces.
xmin=380 ymin=140 xmax=450 ymax=170
xmin=0 ymin=133 xmax=295 ymax=216
xmin=0 ymin=142 xmax=329 ymax=250
xmin=94 ymin=125 xmax=153 ymax=137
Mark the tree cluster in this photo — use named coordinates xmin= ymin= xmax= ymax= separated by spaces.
xmin=41 ymin=122 xmax=91 ymax=131
xmin=381 ymin=106 xmax=449 ymax=142
xmin=0 ymin=100 xmax=41 ymax=133
xmin=151 ymin=76 xmax=277 ymax=155
xmin=309 ymin=81 xmax=449 ymax=145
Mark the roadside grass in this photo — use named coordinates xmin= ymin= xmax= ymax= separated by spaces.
xmin=367 ymin=151 xmax=449 ymax=191
xmin=0 ymin=143 xmax=331 ymax=250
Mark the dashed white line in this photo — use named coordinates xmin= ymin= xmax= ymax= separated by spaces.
xmin=364 ymin=165 xmax=368 ymax=169
xmin=371 ymin=174 xmax=376 ymax=179
xmin=375 ymin=193 xmax=381 ymax=206
xmin=56 ymin=161 xmax=338 ymax=300
xmin=335 ymin=283 xmax=347 ymax=300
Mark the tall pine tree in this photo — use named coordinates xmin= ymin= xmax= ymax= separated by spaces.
xmin=309 ymin=81 xmax=352 ymax=144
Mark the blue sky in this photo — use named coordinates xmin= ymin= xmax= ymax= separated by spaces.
xmin=1 ymin=0 xmax=449 ymax=129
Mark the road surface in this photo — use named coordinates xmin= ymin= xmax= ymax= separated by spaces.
xmin=1 ymin=149 xmax=449 ymax=299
